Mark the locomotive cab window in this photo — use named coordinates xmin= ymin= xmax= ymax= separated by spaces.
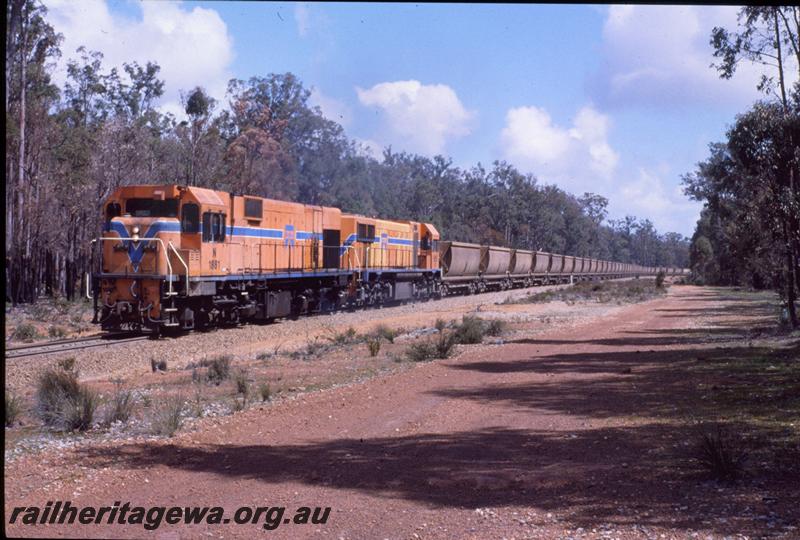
xmin=181 ymin=203 xmax=200 ymax=233
xmin=202 ymin=212 xmax=226 ymax=242
xmin=215 ymin=214 xmax=226 ymax=241
xmin=244 ymin=198 xmax=262 ymax=220
xmin=125 ymin=198 xmax=179 ymax=217
xmin=421 ymin=234 xmax=431 ymax=250
xmin=106 ymin=202 xmax=121 ymax=222
xmin=357 ymin=223 xmax=375 ymax=242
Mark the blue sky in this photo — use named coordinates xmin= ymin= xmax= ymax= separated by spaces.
xmin=45 ymin=2 xmax=788 ymax=236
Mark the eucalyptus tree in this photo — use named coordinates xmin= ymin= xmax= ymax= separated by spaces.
xmin=704 ymin=5 xmax=800 ymax=326
xmin=5 ymin=0 xmax=61 ymax=303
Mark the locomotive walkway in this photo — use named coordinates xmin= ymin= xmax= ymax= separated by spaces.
xmin=5 ymin=286 xmax=798 ymax=539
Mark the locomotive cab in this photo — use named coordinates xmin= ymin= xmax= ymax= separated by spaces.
xmin=416 ymin=222 xmax=440 ymax=271
xmin=93 ymin=185 xmax=231 ymax=332
xmin=95 ymin=186 xmax=186 ymax=331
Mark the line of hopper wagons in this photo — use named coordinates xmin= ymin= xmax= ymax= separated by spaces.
xmin=437 ymin=241 xmax=682 ymax=295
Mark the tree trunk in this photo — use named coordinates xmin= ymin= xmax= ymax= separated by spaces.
xmin=15 ymin=8 xmax=27 ymax=304
xmin=5 ymin=0 xmax=23 ymax=114
xmin=784 ymin=220 xmax=799 ymax=328
xmin=774 ymin=8 xmax=788 ymax=109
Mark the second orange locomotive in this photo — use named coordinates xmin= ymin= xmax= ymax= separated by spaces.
xmin=92 ymin=184 xmax=440 ymax=332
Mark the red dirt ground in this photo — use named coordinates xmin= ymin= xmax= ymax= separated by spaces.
xmin=5 ymin=285 xmax=799 ymax=539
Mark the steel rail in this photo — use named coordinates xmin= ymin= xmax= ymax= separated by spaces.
xmin=5 ymin=334 xmax=151 ymax=359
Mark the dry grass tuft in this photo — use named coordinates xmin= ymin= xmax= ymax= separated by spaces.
xmin=694 ymin=425 xmax=747 ymax=481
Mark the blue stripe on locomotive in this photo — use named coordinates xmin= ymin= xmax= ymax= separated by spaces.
xmin=107 ymin=221 xmax=414 ymax=266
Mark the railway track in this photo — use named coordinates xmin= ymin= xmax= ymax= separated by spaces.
xmin=5 ymin=333 xmax=152 ymax=359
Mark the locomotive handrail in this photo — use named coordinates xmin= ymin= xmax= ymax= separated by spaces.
xmin=85 ymin=272 xmax=93 ymax=300
xmin=167 ymin=241 xmax=190 ymax=294
xmin=341 ymin=242 xmax=360 ymax=271
xmin=90 ymin=236 xmax=176 ymax=296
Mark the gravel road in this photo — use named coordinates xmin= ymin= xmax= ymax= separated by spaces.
xmin=5 ymin=285 xmax=798 ymax=539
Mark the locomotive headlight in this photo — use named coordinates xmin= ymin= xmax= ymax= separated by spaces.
xmin=132 ymin=226 xmax=140 ymax=242
xmin=132 ymin=227 xmax=140 ymax=234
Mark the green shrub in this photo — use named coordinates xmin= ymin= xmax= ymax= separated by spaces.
xmin=373 ymin=324 xmax=397 ymax=343
xmin=258 ymin=382 xmax=271 ymax=402
xmin=231 ymin=396 xmax=247 ymax=413
xmin=406 ymin=341 xmax=437 ymax=362
xmin=435 ymin=332 xmax=456 ymax=358
xmin=434 ymin=318 xmax=448 ymax=332
xmin=64 ymin=388 xmax=97 ymax=431
xmin=57 ymin=357 xmax=77 ymax=373
xmin=515 ymin=290 xmax=555 ymax=304
xmin=30 ymin=303 xmax=52 ymax=321
xmin=233 ymin=369 xmax=249 ymax=398
xmin=103 ymin=383 xmax=134 ymax=425
xmin=694 ymin=426 xmax=746 ymax=481
xmin=655 ymin=271 xmax=666 ymax=289
xmin=151 ymin=395 xmax=185 ymax=436
xmin=367 ymin=338 xmax=381 ymax=357
xmin=290 ymin=339 xmax=327 ymax=360
xmin=326 ymin=326 xmax=359 ymax=345
xmin=406 ymin=332 xmax=455 ymax=362
xmin=36 ymin=368 xmax=81 ymax=426
xmin=13 ymin=323 xmax=39 ymax=342
xmin=5 ymin=392 xmax=23 ymax=427
xmin=48 ymin=326 xmax=67 ymax=338
xmin=485 ymin=319 xmax=507 ymax=337
xmin=36 ymin=367 xmax=99 ymax=431
xmin=54 ymin=296 xmax=71 ymax=313
xmin=190 ymin=384 xmax=205 ymax=418
xmin=201 ymin=355 xmax=231 ymax=384
xmin=454 ymin=316 xmax=486 ymax=344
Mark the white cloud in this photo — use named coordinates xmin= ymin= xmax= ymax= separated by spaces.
xmin=294 ymin=3 xmax=310 ymax=37
xmin=44 ymin=0 xmax=234 ymax=119
xmin=499 ymin=103 xmax=701 ymax=233
xmin=309 ymin=87 xmax=352 ymax=127
xmin=356 ymin=80 xmax=474 ymax=156
xmin=500 ymin=104 xmax=619 ymax=193
xmin=594 ymin=5 xmax=777 ymax=108
xmin=613 ymin=168 xmax=702 ymax=234
xmin=353 ymin=138 xmax=384 ymax=160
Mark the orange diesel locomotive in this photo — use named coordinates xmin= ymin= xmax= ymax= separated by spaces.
xmin=91 ymin=185 xmax=440 ymax=332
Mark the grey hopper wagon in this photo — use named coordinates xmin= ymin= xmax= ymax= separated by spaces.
xmin=509 ymin=249 xmax=534 ymax=276
xmin=439 ymin=241 xmax=483 ymax=281
xmin=481 ymin=246 xmax=512 ymax=278
xmin=563 ymin=255 xmax=576 ymax=274
xmin=549 ymin=254 xmax=565 ymax=276
xmin=532 ymin=252 xmax=551 ymax=275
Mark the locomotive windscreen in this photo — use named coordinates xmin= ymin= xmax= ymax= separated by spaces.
xmin=125 ymin=198 xmax=179 ymax=217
